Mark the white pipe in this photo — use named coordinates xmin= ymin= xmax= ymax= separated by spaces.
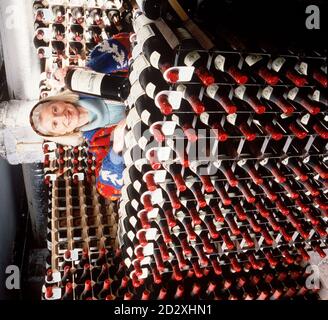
xmin=0 ymin=0 xmax=40 ymax=100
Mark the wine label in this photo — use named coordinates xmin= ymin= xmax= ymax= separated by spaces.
xmin=141 ymin=109 xmax=151 ymax=125
xmin=206 ymin=84 xmax=219 ymax=99
xmin=245 ymin=55 xmax=263 ymax=67
xmin=149 ymin=51 xmax=161 ymax=69
xmin=272 ymin=57 xmax=286 ymax=72
xmin=176 ymin=84 xmax=187 ymax=96
xmin=135 ymin=158 xmax=149 ymax=172
xmin=124 ymin=131 xmax=137 ymax=149
xmin=151 ymin=170 xmax=167 ymax=183
xmin=200 ymin=112 xmax=210 ymax=125
xmin=163 ymin=66 xmax=194 ymax=82
xmin=234 ymin=85 xmax=246 ymax=100
xmin=133 ymin=12 xmax=154 ymax=34
xmin=260 ymin=158 xmax=269 ymax=166
xmin=126 ymin=107 xmax=140 ymax=129
xmin=261 ymin=86 xmax=273 ymax=100
xmin=287 ymin=87 xmax=299 ymax=101
xmin=146 ymin=208 xmax=158 ymax=220
xmin=137 ymin=25 xmax=155 ymax=46
xmin=138 ymin=136 xmax=149 ymax=150
xmin=160 ymin=121 xmax=177 ymax=135
xmin=139 ymin=243 xmax=155 ymax=257
xmin=130 ymin=81 xmax=145 ymax=102
xmin=184 ymin=51 xmax=201 ymax=67
xmin=312 ymin=90 xmax=320 ymax=102
xmin=237 ymin=159 xmax=247 ymax=167
xmin=124 ymin=247 xmax=133 ymax=260
xmin=133 ymin=54 xmax=150 ymax=72
xmin=185 ymin=180 xmax=195 ymax=189
xmin=133 ymin=180 xmax=142 ymax=192
xmin=131 ymin=199 xmax=140 ymax=211
xmin=154 ymin=146 xmax=171 ymax=161
xmin=149 ymin=188 xmax=164 ymax=205
xmin=131 ymin=44 xmax=142 ymax=60
xmin=146 ymin=228 xmax=160 ymax=241
xmin=300 ymin=113 xmax=310 ymax=125
xmin=226 ymin=113 xmax=237 ymax=125
xmin=176 ymin=27 xmax=192 ymax=41
xmin=281 ymin=158 xmax=289 ymax=165
xmin=70 ymin=69 xmax=104 ymax=96
xmin=295 ymin=62 xmax=308 ymax=75
xmin=214 ymin=54 xmax=226 ymax=72
xmin=129 ymin=215 xmax=138 ymax=228
xmin=145 ymin=82 xmax=156 ymax=98
xmin=155 ymin=19 xmax=179 ymax=50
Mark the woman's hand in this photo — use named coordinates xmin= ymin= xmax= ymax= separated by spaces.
xmin=53 ymin=67 xmax=70 ymax=87
xmin=112 ymin=119 xmax=127 ymax=154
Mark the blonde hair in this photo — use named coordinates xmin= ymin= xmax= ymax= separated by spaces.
xmin=30 ymin=90 xmax=85 ymax=146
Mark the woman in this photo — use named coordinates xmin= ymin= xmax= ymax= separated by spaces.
xmin=30 ymin=90 xmax=126 ymax=200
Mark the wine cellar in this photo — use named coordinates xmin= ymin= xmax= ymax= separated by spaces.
xmin=0 ymin=0 xmax=327 ymax=303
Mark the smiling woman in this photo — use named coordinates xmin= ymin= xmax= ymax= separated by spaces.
xmin=29 ymin=90 xmax=127 ymax=200
xmin=32 ymin=100 xmax=89 ymax=136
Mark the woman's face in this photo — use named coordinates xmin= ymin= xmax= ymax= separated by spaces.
xmin=38 ymin=101 xmax=81 ymax=135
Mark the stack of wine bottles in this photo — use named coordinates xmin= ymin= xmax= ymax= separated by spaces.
xmin=42 ymin=139 xmax=122 ymax=299
xmin=42 ymin=255 xmax=320 ymax=300
xmin=118 ymin=9 xmax=327 ymax=299
xmin=43 ymin=141 xmax=97 ymax=185
xmin=33 ymin=0 xmax=133 ymax=98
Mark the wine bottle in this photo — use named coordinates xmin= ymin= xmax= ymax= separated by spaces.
xmin=270 ymin=56 xmax=308 ymax=87
xmin=80 ymin=280 xmax=93 ymax=300
xmin=280 ymin=157 xmax=308 ymax=182
xmin=175 ymin=28 xmax=215 ymax=86
xmin=259 ymin=158 xmax=286 ymax=183
xmin=69 ymin=24 xmax=84 ymax=42
xmin=261 ymin=86 xmax=295 ymax=114
xmin=241 ymin=54 xmax=280 ymax=85
xmin=136 ymin=18 xmax=178 ymax=77
xmin=52 ymin=23 xmax=65 ymax=41
xmin=65 ymin=68 xmax=130 ymax=102
xmin=62 ymin=282 xmax=73 ymax=300
xmin=226 ymin=113 xmax=258 ymax=141
xmin=287 ymin=87 xmax=321 ymax=115
xmin=206 ymin=84 xmax=237 ymax=114
xmin=87 ymin=8 xmax=104 ymax=26
xmin=294 ymin=59 xmax=327 ymax=88
xmin=234 ymin=85 xmax=266 ymax=114
xmin=176 ymin=84 xmax=205 ymax=114
xmin=51 ymin=40 xmax=66 ymax=59
xmin=215 ymin=160 xmax=238 ymax=187
xmin=171 ymin=113 xmax=198 ymax=142
xmin=199 ymin=112 xmax=229 ymax=141
xmin=162 ymin=163 xmax=187 ymax=192
xmin=71 ymin=6 xmax=84 ymax=24
xmin=52 ymin=5 xmax=66 ymax=23
xmin=136 ymin=0 xmax=166 ymax=20
xmin=213 ymin=53 xmax=248 ymax=84
xmin=98 ymin=279 xmax=112 ymax=299
xmin=303 ymin=155 xmax=328 ymax=179
xmin=130 ymin=54 xmax=169 ymax=99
